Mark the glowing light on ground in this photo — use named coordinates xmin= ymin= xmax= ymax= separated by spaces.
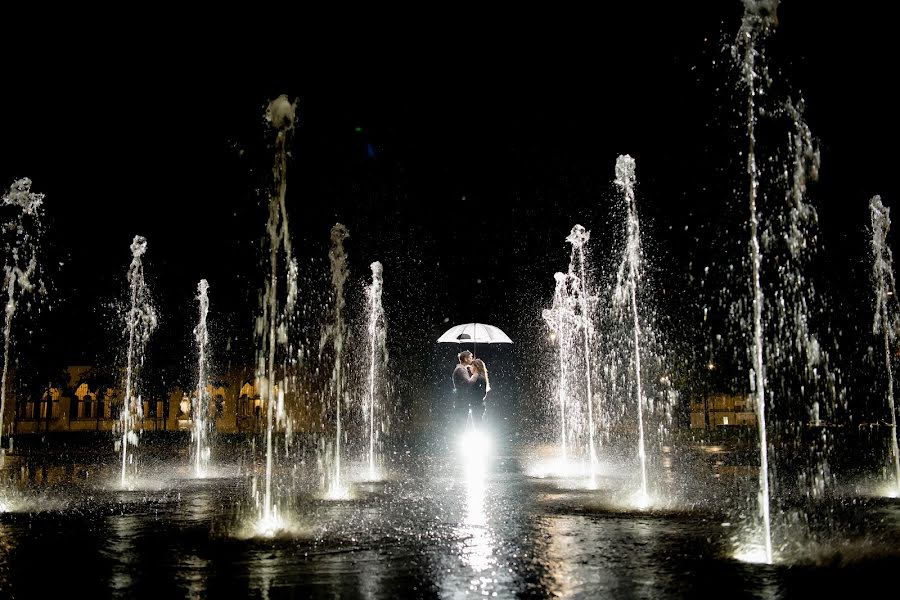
xmin=325 ymin=485 xmax=352 ymax=501
xmin=456 ymin=423 xmax=495 ymax=580
xmin=733 ymin=540 xmax=774 ymax=565
xmin=254 ymin=511 xmax=286 ymax=538
xmin=111 ymin=474 xmax=175 ymax=493
xmin=525 ymin=455 xmax=603 ymax=489
xmin=631 ymin=490 xmax=651 ymax=510
xmin=459 ymin=427 xmax=492 ymax=465
xmin=232 ymin=508 xmax=305 ymax=540
xmin=876 ymin=483 xmax=899 ymax=499
xmin=527 ymin=458 xmax=579 ymax=479
xmin=360 ymin=462 xmax=383 ymax=483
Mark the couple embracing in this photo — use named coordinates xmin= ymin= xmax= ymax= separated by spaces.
xmin=451 ymin=350 xmax=491 ymax=426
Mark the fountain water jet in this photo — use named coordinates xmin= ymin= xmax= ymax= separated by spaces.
xmin=321 ymin=223 xmax=349 ymax=497
xmin=120 ymin=235 xmax=157 ymax=487
xmin=0 ymin=178 xmax=44 ymax=463
xmin=870 ymin=195 xmax=900 ymax=496
xmin=193 ymin=279 xmax=210 ymax=478
xmin=542 ymin=272 xmax=573 ymax=469
xmin=541 ymin=228 xmax=599 ymax=480
xmin=733 ymin=0 xmax=777 ymax=564
xmin=364 ymin=261 xmax=388 ymax=480
xmin=730 ymin=0 xmax=840 ymax=563
xmin=566 ymin=225 xmax=598 ymax=476
xmin=612 ymin=154 xmax=648 ymax=504
xmin=256 ymin=94 xmax=299 ymax=526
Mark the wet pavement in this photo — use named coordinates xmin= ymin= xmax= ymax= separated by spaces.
xmin=1 ymin=443 xmax=898 ymax=599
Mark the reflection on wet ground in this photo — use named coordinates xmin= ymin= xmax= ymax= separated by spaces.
xmin=1 ymin=447 xmax=898 ymax=598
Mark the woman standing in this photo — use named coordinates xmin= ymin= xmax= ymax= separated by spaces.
xmin=470 ymin=359 xmax=492 ymax=423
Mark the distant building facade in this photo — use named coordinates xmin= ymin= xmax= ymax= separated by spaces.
xmin=690 ymin=393 xmax=758 ymax=429
xmin=2 ymin=365 xmax=323 ymax=437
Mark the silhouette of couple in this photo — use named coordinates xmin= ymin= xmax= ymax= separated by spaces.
xmin=451 ymin=350 xmax=491 ymax=429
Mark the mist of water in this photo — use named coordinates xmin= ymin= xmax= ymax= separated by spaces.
xmin=0 ymin=178 xmax=45 ymax=463
xmin=870 ymin=196 xmax=900 ymax=496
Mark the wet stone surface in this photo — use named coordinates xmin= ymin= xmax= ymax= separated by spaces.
xmin=1 ymin=446 xmax=899 ymax=599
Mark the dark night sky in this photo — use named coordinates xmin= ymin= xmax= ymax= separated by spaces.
xmin=1 ymin=3 xmax=897 ymax=424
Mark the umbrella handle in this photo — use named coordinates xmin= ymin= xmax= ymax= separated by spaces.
xmin=473 ymin=322 xmax=476 ymax=358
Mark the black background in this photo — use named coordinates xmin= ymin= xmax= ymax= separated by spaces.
xmin=1 ymin=2 xmax=896 ymax=433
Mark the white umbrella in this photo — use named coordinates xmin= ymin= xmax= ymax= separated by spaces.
xmin=437 ymin=322 xmax=513 ymax=356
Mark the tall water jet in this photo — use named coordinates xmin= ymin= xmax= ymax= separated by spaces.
xmin=870 ymin=196 xmax=900 ymax=496
xmin=0 ymin=179 xmax=44 ymax=460
xmin=733 ymin=0 xmax=777 ymax=565
xmin=566 ymin=226 xmax=598 ymax=473
xmin=321 ymin=223 xmax=349 ymax=497
xmin=542 ymin=272 xmax=573 ymax=468
xmin=193 ymin=279 xmax=210 ymax=478
xmin=256 ymin=94 xmax=299 ymax=527
xmin=120 ymin=235 xmax=157 ymax=487
xmin=612 ymin=155 xmax=648 ymax=504
xmin=364 ymin=261 xmax=388 ymax=480
xmin=731 ymin=0 xmax=836 ymax=563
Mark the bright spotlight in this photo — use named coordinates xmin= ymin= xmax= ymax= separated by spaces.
xmin=459 ymin=427 xmax=492 ymax=461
